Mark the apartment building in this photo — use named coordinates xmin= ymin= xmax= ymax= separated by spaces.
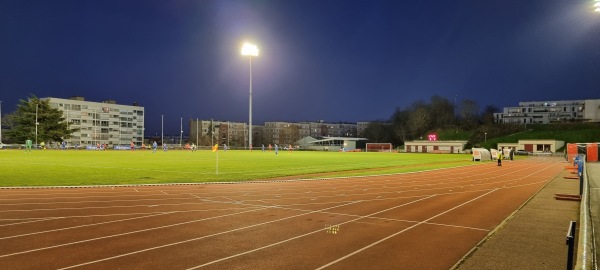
xmin=42 ymin=96 xmax=144 ymax=147
xmin=189 ymin=119 xmax=248 ymax=147
xmin=494 ymin=99 xmax=600 ymax=124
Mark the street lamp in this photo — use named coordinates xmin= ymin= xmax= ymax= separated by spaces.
xmin=180 ymin=117 xmax=183 ymax=148
xmin=241 ymin=42 xmax=259 ymax=150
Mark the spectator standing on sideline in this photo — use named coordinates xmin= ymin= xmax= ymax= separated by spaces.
xmin=497 ymin=149 xmax=502 ymax=166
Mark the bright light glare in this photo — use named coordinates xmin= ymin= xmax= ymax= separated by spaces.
xmin=595 ymin=2 xmax=600 ymax=7
xmin=241 ymin=43 xmax=259 ymax=56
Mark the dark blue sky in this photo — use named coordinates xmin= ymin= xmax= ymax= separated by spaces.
xmin=1 ymin=0 xmax=599 ymax=135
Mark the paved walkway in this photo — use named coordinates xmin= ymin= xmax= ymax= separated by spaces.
xmin=454 ymin=160 xmax=581 ymax=270
xmin=586 ymin=162 xmax=600 ymax=267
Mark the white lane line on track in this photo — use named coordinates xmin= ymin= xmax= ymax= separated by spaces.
xmin=0 ymin=207 xmax=266 ymax=258
xmin=183 ymin=195 xmax=437 ymax=270
xmin=0 ymin=207 xmax=258 ymax=227
xmin=328 ymin=214 xmax=489 ymax=232
xmin=315 ymin=189 xmax=498 ymax=269
xmin=0 ymin=196 xmax=196 ymax=206
xmin=3 ymin=159 xmax=560 ymax=265
xmin=0 ymin=212 xmax=173 ymax=240
xmin=57 ymin=200 xmax=363 ymax=270
xmin=0 ymin=201 xmax=214 ymax=213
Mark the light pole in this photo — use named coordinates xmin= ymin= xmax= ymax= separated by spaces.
xmin=35 ymin=103 xmax=39 ymax=147
xmin=241 ymin=42 xmax=259 ymax=150
xmin=180 ymin=117 xmax=183 ymax=148
xmin=196 ymin=118 xmax=199 ymax=145
xmin=485 ymin=132 xmax=487 ymax=143
xmin=161 ymin=115 xmax=164 ymax=145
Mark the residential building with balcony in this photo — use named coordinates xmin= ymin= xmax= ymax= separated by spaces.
xmin=42 ymin=96 xmax=144 ymax=147
xmin=494 ymin=99 xmax=600 ymax=124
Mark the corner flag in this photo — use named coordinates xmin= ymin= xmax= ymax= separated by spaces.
xmin=212 ymin=144 xmax=218 ymax=152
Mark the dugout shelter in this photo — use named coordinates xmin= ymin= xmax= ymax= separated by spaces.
xmin=472 ymin=148 xmax=492 ymax=161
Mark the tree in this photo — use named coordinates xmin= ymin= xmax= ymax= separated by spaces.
xmin=407 ymin=101 xmax=432 ymax=138
xmin=362 ymin=122 xmax=394 ymax=144
xmin=390 ymin=108 xmax=411 ymax=144
xmin=4 ymin=95 xmax=76 ymax=144
xmin=458 ymin=99 xmax=480 ymax=130
xmin=481 ymin=105 xmax=499 ymax=125
xmin=429 ymin=95 xmax=456 ymax=128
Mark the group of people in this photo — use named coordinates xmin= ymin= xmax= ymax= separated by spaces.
xmin=496 ymin=148 xmax=515 ymax=166
xmin=23 ymin=139 xmax=295 ymax=155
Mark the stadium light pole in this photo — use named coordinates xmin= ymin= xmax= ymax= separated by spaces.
xmin=196 ymin=118 xmax=199 ymax=145
xmin=485 ymin=132 xmax=487 ymax=143
xmin=161 ymin=114 xmax=164 ymax=146
xmin=35 ymin=103 xmax=39 ymax=147
xmin=241 ymin=42 xmax=259 ymax=150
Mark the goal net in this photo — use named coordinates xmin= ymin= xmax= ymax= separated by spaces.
xmin=366 ymin=143 xmax=393 ymax=152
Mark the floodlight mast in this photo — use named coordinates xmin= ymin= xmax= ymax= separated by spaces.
xmin=241 ymin=42 xmax=259 ymax=150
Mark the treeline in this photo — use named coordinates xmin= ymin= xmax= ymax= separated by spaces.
xmin=361 ymin=95 xmax=501 ymax=147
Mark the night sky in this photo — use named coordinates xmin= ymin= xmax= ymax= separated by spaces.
xmin=1 ymin=0 xmax=599 ymax=136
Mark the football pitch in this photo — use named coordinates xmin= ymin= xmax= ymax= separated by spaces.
xmin=0 ymin=149 xmax=475 ymax=187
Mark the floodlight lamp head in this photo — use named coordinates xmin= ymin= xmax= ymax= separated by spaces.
xmin=241 ymin=43 xmax=259 ymax=56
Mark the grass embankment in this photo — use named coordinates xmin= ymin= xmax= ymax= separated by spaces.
xmin=0 ymin=150 xmax=475 ymax=187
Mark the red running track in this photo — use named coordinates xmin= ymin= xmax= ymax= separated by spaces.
xmin=0 ymin=157 xmax=565 ymax=269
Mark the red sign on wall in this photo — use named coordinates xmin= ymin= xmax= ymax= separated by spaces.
xmin=428 ymin=134 xmax=437 ymax=141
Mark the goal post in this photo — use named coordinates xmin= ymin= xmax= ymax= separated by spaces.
xmin=365 ymin=143 xmax=393 ymax=152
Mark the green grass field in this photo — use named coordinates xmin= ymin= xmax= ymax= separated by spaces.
xmin=0 ymin=149 xmax=477 ymax=187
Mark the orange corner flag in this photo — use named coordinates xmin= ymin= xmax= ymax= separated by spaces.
xmin=212 ymin=144 xmax=218 ymax=152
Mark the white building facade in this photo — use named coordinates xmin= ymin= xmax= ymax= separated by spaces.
xmin=42 ymin=97 xmax=144 ymax=147
xmin=494 ymin=99 xmax=600 ymax=124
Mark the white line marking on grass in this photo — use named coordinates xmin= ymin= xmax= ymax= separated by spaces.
xmin=57 ymin=200 xmax=362 ymax=270
xmin=315 ymin=189 xmax=498 ymax=269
